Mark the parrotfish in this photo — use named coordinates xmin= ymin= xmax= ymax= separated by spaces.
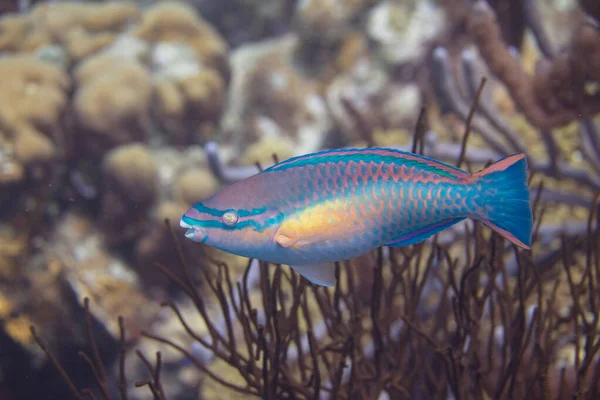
xmin=180 ymin=148 xmax=533 ymax=287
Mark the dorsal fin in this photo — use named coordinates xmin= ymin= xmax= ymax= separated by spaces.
xmin=264 ymin=147 xmax=470 ymax=181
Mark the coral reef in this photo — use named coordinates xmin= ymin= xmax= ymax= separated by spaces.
xmin=467 ymin=0 xmax=600 ymax=130
xmin=0 ymin=0 xmax=599 ymax=399
xmin=0 ymin=2 xmax=138 ymax=60
xmin=73 ymin=55 xmax=153 ymax=157
xmin=0 ymin=55 xmax=69 ymax=208
xmin=219 ymin=35 xmax=332 ymax=166
xmin=134 ymin=1 xmax=230 ymax=146
xmin=367 ymin=0 xmax=446 ymax=67
xmin=192 ymin=0 xmax=296 ymax=47
xmin=100 ymin=144 xmax=159 ymax=247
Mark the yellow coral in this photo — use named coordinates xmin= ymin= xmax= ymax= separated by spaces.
xmin=152 ymin=69 xmax=225 ymax=141
xmin=0 ymin=2 xmax=138 ymax=56
xmin=0 ymin=293 xmax=12 ymax=318
xmin=156 ymin=200 xmax=187 ymax=225
xmin=0 ymin=14 xmax=39 ymax=51
xmin=0 ymin=229 xmax=27 ymax=279
xmin=74 ymin=54 xmax=152 ymax=142
xmin=30 ymin=2 xmax=138 ymax=41
xmin=0 ymin=56 xmax=69 ymax=135
xmin=242 ymin=136 xmax=296 ymax=166
xmin=65 ymin=29 xmax=117 ymax=62
xmin=5 ymin=315 xmax=34 ymax=345
xmin=153 ymin=80 xmax=185 ymax=118
xmin=173 ymin=168 xmax=219 ymax=205
xmin=372 ymin=128 xmax=412 ymax=147
xmin=103 ymin=143 xmax=158 ymax=201
xmin=178 ymin=69 xmax=225 ymax=117
xmin=0 ymin=55 xmax=68 ymax=186
xmin=12 ymin=126 xmax=55 ymax=165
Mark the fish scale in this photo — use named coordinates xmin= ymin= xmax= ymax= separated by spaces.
xmin=280 ymin=161 xmax=451 ymax=253
xmin=181 ymin=147 xmax=533 ymax=287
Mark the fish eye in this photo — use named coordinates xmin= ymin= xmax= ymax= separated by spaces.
xmin=222 ymin=209 xmax=239 ymax=227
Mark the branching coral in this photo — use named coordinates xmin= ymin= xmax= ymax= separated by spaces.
xmin=3 ymin=0 xmax=599 ymax=399
xmin=32 ymin=204 xmax=600 ymax=399
xmin=466 ymin=0 xmax=600 ymax=130
xmin=426 ymin=0 xmax=600 ymax=267
xmin=28 ymin=85 xmax=600 ymax=399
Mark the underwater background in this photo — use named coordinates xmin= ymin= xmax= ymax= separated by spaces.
xmin=0 ymin=0 xmax=599 ymax=399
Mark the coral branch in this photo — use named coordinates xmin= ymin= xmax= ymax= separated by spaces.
xmin=468 ymin=0 xmax=600 ymax=130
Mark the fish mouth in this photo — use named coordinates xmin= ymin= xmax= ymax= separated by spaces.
xmin=184 ymin=228 xmax=196 ymax=240
xmin=180 ymin=219 xmax=205 ymax=241
xmin=184 ymin=226 xmax=205 ymax=241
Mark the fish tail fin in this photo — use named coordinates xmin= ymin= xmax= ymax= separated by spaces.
xmin=472 ymin=153 xmax=533 ymax=249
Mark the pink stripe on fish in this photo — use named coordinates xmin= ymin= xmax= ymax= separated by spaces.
xmin=269 ymin=148 xmax=471 ymax=181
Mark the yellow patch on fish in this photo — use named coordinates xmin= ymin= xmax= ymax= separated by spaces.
xmin=276 ymin=198 xmax=354 ymax=248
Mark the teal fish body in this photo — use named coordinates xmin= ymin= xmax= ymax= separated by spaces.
xmin=181 ymin=148 xmax=533 ymax=286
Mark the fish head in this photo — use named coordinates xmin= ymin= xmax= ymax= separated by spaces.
xmin=179 ymin=181 xmax=284 ymax=258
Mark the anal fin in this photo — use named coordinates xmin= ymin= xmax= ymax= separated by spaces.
xmin=289 ymin=263 xmax=336 ymax=287
xmin=385 ymin=217 xmax=465 ymax=247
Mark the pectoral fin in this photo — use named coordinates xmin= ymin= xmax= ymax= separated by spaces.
xmin=289 ymin=264 xmax=336 ymax=287
xmin=275 ymin=232 xmax=319 ymax=249
xmin=275 ymin=233 xmax=297 ymax=248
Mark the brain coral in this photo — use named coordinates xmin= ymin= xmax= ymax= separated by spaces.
xmin=133 ymin=1 xmax=229 ymax=79
xmin=101 ymin=143 xmax=159 ymax=246
xmin=0 ymin=2 xmax=139 ymax=62
xmin=0 ymin=56 xmax=70 ymax=186
xmin=135 ymin=1 xmax=230 ymax=146
xmin=73 ymin=54 xmax=152 ymax=157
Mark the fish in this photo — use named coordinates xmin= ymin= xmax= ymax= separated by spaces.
xmin=180 ymin=147 xmax=533 ymax=287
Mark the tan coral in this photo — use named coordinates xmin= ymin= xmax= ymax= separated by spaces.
xmin=133 ymin=1 xmax=229 ymax=77
xmin=243 ymin=52 xmax=332 ymax=151
xmin=0 ymin=2 xmax=138 ymax=59
xmin=30 ymin=1 xmax=138 ymax=41
xmin=220 ymin=36 xmax=331 ymax=161
xmin=12 ymin=127 xmax=56 ymax=166
xmin=45 ymin=212 xmax=161 ymax=341
xmin=103 ymin=143 xmax=159 ymax=202
xmin=0 ymin=230 xmax=26 ymax=279
xmin=101 ymin=144 xmax=159 ymax=246
xmin=73 ymin=54 xmax=152 ymax=156
xmin=179 ymin=69 xmax=225 ymax=119
xmin=294 ymin=0 xmax=365 ymax=42
xmin=246 ymin=54 xmax=315 ymax=133
xmin=152 ymin=68 xmax=226 ymax=146
xmin=135 ymin=2 xmax=230 ymax=146
xmin=64 ymin=29 xmax=117 ymax=63
xmin=0 ymin=14 xmax=41 ymax=52
xmin=241 ymin=136 xmax=296 ymax=166
xmin=172 ymin=168 xmax=219 ymax=205
xmin=0 ymin=56 xmax=69 ymax=184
